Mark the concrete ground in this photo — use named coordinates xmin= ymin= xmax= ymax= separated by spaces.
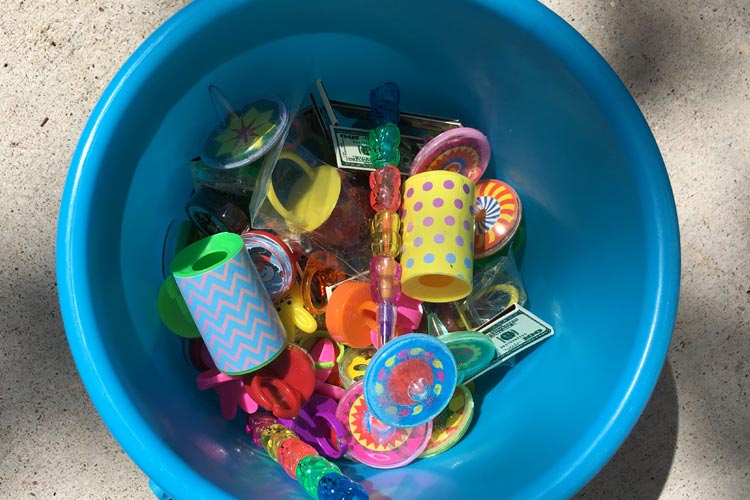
xmin=1 ymin=0 xmax=748 ymax=498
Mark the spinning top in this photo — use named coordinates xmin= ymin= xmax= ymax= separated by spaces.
xmin=202 ymin=85 xmax=289 ymax=170
xmin=336 ymin=381 xmax=431 ymax=469
xmin=363 ymin=334 xmax=458 ymax=428
xmin=473 ymin=179 xmax=522 ymax=259
xmin=427 ymin=313 xmax=495 ymax=383
xmin=409 ymin=127 xmax=490 ymax=183
xmin=420 ymin=384 xmax=474 ymax=458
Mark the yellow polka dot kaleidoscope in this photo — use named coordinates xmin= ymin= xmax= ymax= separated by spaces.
xmin=400 ymin=170 xmax=476 ymax=303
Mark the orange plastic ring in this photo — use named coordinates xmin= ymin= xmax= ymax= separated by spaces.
xmin=324 ymin=281 xmax=377 ymax=348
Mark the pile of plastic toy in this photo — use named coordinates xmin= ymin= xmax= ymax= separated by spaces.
xmin=157 ymin=81 xmax=550 ymax=500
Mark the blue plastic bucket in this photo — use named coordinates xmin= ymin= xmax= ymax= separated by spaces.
xmin=57 ymin=1 xmax=680 ymax=498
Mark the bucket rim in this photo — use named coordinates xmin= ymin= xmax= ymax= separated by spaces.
xmin=56 ymin=1 xmax=681 ymax=498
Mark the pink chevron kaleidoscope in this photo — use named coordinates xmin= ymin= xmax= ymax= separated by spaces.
xmin=175 ymin=248 xmax=286 ymax=375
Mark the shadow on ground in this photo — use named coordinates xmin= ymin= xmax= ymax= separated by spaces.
xmin=574 ymin=359 xmax=679 ymax=499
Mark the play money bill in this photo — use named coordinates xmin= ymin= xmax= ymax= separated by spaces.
xmin=330 ymin=125 xmax=419 ymax=174
xmin=465 ymin=304 xmax=554 ymax=383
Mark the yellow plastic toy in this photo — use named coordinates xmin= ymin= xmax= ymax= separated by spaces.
xmin=274 ymin=283 xmax=318 ymax=341
xmin=266 ymin=151 xmax=341 ymax=232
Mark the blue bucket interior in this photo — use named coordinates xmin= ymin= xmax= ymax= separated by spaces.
xmin=57 ymin=0 xmax=680 ymax=498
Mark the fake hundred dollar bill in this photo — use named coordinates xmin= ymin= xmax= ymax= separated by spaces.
xmin=465 ymin=304 xmax=554 ymax=383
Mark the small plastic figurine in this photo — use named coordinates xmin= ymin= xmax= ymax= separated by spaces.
xmin=368 ymin=123 xmax=401 ymax=168
xmin=369 ymin=165 xmax=401 ymax=212
xmin=370 ymin=81 xmax=400 ymax=126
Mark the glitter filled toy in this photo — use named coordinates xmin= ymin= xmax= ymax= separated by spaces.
xmin=246 ymin=413 xmax=369 ymax=499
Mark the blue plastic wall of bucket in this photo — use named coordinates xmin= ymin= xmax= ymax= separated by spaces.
xmin=56 ymin=1 xmax=680 ymax=499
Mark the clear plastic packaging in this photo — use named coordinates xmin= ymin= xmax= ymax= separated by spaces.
xmin=250 ymin=140 xmax=374 ymax=274
xmin=185 ymin=84 xmax=305 ymax=236
xmin=424 ymin=248 xmax=527 ymax=332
